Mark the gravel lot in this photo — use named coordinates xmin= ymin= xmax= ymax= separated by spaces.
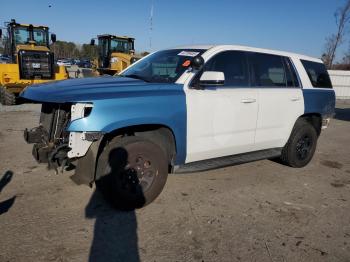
xmin=0 ymin=101 xmax=349 ymax=262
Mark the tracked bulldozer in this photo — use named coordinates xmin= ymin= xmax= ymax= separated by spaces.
xmin=0 ymin=19 xmax=68 ymax=105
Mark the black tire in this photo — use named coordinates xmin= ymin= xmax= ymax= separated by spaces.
xmin=0 ymin=86 xmax=16 ymax=106
xmin=96 ymin=136 xmax=168 ymax=209
xmin=281 ymin=119 xmax=318 ymax=168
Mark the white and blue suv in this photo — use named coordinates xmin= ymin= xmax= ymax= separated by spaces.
xmin=22 ymin=45 xmax=335 ymax=208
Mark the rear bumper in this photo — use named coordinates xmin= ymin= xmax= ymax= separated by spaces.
xmin=321 ymin=117 xmax=331 ymax=129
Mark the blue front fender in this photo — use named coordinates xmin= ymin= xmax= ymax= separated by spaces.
xmin=67 ymin=89 xmax=187 ymax=165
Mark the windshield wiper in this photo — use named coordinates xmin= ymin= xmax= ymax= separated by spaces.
xmin=121 ymin=74 xmax=150 ymax=82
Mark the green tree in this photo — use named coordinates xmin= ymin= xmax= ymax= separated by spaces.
xmin=50 ymin=40 xmax=80 ymax=59
xmin=49 ymin=41 xmax=98 ymax=60
xmin=80 ymin=44 xmax=98 ymax=60
xmin=322 ymin=0 xmax=350 ymax=69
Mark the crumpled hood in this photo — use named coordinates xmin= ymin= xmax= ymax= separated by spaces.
xmin=20 ymin=76 xmax=173 ymax=103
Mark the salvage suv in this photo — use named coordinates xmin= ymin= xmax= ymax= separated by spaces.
xmin=21 ymin=45 xmax=335 ymax=209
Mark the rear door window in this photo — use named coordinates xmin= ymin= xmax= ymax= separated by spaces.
xmin=301 ymin=60 xmax=332 ymax=88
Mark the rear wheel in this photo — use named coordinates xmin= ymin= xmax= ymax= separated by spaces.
xmin=281 ymin=119 xmax=318 ymax=168
xmin=96 ymin=136 xmax=168 ymax=209
xmin=0 ymin=86 xmax=16 ymax=106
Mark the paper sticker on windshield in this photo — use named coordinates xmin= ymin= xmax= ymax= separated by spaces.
xmin=177 ymin=51 xmax=200 ymax=57
xmin=182 ymin=60 xmax=191 ymax=67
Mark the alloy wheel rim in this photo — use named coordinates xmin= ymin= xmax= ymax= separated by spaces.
xmin=121 ymin=154 xmax=156 ymax=193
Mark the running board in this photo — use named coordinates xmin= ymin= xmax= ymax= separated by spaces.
xmin=174 ymin=148 xmax=282 ymax=174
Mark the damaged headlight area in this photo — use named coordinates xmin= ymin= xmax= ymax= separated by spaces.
xmin=24 ymin=102 xmax=102 ymax=172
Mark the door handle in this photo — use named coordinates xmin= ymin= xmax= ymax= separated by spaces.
xmin=241 ymin=98 xmax=256 ymax=103
xmin=290 ymin=97 xmax=301 ymax=101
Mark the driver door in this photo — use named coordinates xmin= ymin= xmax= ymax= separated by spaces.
xmin=185 ymin=51 xmax=259 ymax=163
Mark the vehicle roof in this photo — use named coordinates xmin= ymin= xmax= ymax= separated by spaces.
xmin=98 ymin=34 xmax=135 ymax=40
xmin=9 ymin=23 xmax=48 ymax=29
xmin=172 ymin=44 xmax=322 ymax=63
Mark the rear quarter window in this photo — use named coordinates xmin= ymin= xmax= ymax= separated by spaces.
xmin=301 ymin=60 xmax=332 ymax=88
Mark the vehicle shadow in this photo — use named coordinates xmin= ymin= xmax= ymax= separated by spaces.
xmin=85 ymin=147 xmax=144 ymax=262
xmin=334 ymin=107 xmax=350 ymax=121
xmin=0 ymin=171 xmax=16 ymax=215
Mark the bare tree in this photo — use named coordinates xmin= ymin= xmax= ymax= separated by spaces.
xmin=323 ymin=0 xmax=350 ymax=69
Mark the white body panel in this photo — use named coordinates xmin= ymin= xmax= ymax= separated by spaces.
xmin=185 ymin=88 xmax=258 ymax=163
xmin=68 ymin=104 xmax=93 ymax=158
xmin=254 ymin=88 xmax=304 ymax=150
xmin=180 ymin=45 xmax=310 ymax=164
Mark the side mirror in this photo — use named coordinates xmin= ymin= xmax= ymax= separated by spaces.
xmin=51 ymin=33 xmax=56 ymax=43
xmin=192 ymin=56 xmax=204 ymax=70
xmin=199 ymin=71 xmax=225 ymax=86
xmin=90 ymin=39 xmax=95 ymax=46
xmin=0 ymin=29 xmax=2 ymax=39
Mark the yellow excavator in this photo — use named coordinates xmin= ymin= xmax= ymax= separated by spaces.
xmin=90 ymin=34 xmax=139 ymax=75
xmin=0 ymin=19 xmax=68 ymax=105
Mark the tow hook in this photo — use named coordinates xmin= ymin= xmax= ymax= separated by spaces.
xmin=47 ymin=144 xmax=70 ymax=174
xmin=24 ymin=126 xmax=48 ymax=144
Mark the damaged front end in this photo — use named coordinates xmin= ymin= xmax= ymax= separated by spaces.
xmin=24 ymin=103 xmax=100 ymax=175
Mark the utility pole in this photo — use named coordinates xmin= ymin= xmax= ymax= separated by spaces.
xmin=149 ymin=0 xmax=154 ymax=51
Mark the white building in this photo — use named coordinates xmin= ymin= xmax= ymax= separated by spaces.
xmin=328 ymin=70 xmax=350 ymax=99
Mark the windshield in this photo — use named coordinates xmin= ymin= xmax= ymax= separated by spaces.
xmin=33 ymin=28 xmax=48 ymax=45
xmin=110 ymin=38 xmax=132 ymax=53
xmin=13 ymin=26 xmax=48 ymax=46
xmin=120 ymin=49 xmax=206 ymax=83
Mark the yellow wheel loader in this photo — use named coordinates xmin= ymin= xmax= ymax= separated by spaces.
xmin=90 ymin=34 xmax=139 ymax=75
xmin=0 ymin=19 xmax=68 ymax=105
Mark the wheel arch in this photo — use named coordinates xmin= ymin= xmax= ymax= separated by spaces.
xmin=281 ymin=113 xmax=320 ymax=168
xmin=102 ymin=124 xmax=177 ymax=167
xmin=73 ymin=123 xmax=179 ymax=186
xmin=298 ymin=113 xmax=322 ymax=136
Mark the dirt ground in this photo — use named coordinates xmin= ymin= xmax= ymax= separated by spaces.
xmin=0 ymin=101 xmax=349 ymax=262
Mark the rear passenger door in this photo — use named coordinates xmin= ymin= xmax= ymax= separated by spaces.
xmin=248 ymin=52 xmax=304 ymax=150
xmin=185 ymin=51 xmax=259 ymax=163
